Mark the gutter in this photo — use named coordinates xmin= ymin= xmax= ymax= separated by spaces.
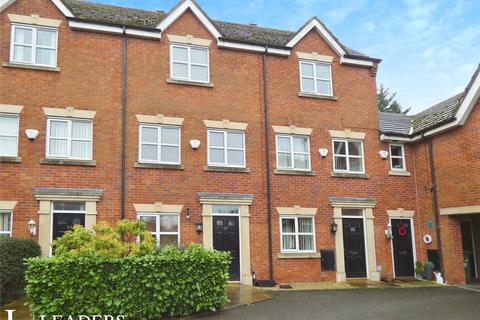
xmin=428 ymin=138 xmax=445 ymax=277
xmin=120 ymin=26 xmax=128 ymax=219
xmin=262 ymin=45 xmax=275 ymax=286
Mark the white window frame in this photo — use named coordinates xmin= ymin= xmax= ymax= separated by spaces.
xmin=0 ymin=113 xmax=19 ymax=157
xmin=332 ymin=139 xmax=365 ymax=174
xmin=390 ymin=143 xmax=406 ymax=172
xmin=46 ymin=118 xmax=93 ymax=160
xmin=170 ymin=44 xmax=210 ymax=83
xmin=275 ymin=134 xmax=311 ymax=171
xmin=207 ymin=129 xmax=246 ymax=168
xmin=10 ymin=24 xmax=58 ymax=68
xmin=0 ymin=210 xmax=12 ymax=237
xmin=137 ymin=213 xmax=180 ymax=246
xmin=138 ymin=125 xmax=181 ymax=165
xmin=280 ymin=216 xmax=316 ymax=253
xmin=299 ymin=60 xmax=333 ymax=96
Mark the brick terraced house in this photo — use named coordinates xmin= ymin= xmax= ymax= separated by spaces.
xmin=0 ymin=0 xmax=478 ymax=285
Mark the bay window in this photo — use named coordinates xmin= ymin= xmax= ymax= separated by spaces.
xmin=333 ymin=139 xmax=364 ymax=173
xmin=280 ymin=216 xmax=315 ymax=252
xmin=46 ymin=118 xmax=93 ymax=160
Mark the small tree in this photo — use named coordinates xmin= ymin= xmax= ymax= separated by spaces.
xmin=377 ymin=84 xmax=411 ymax=114
xmin=53 ymin=219 xmax=156 ymax=258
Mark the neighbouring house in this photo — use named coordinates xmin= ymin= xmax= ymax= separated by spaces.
xmin=0 ymin=0 xmax=477 ymax=286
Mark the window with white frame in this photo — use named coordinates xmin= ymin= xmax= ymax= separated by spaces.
xmin=139 ymin=125 xmax=180 ymax=164
xmin=333 ymin=139 xmax=364 ymax=173
xmin=138 ymin=214 xmax=179 ymax=247
xmin=10 ymin=24 xmax=58 ymax=67
xmin=280 ymin=216 xmax=315 ymax=252
xmin=46 ymin=118 xmax=93 ymax=160
xmin=390 ymin=144 xmax=406 ymax=171
xmin=170 ymin=44 xmax=209 ymax=83
xmin=276 ymin=135 xmax=310 ymax=171
xmin=0 ymin=114 xmax=19 ymax=157
xmin=299 ymin=61 xmax=332 ymax=96
xmin=0 ymin=211 xmax=12 ymax=238
xmin=208 ymin=129 xmax=245 ymax=167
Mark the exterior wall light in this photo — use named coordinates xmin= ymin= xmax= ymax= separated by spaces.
xmin=25 ymin=129 xmax=39 ymax=140
xmin=186 ymin=208 xmax=191 ymax=220
xmin=195 ymin=221 xmax=203 ymax=233
xmin=379 ymin=150 xmax=389 ymax=159
xmin=28 ymin=219 xmax=36 ymax=236
xmin=318 ymin=148 xmax=328 ymax=158
xmin=330 ymin=221 xmax=338 ymax=234
xmin=190 ymin=139 xmax=201 ymax=150
xmin=385 ymin=222 xmax=392 ymax=240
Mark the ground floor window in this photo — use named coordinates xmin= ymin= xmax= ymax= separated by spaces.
xmin=0 ymin=211 xmax=12 ymax=237
xmin=138 ymin=214 xmax=179 ymax=246
xmin=280 ymin=216 xmax=315 ymax=252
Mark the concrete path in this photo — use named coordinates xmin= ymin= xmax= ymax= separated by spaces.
xmin=198 ymin=287 xmax=480 ymax=320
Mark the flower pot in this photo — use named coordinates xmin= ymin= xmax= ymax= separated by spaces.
xmin=415 ymin=274 xmax=423 ymax=281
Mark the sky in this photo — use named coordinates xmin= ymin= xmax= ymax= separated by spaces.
xmin=93 ymin=0 xmax=479 ymax=114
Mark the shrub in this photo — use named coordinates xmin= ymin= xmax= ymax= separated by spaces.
xmin=53 ymin=219 xmax=156 ymax=258
xmin=0 ymin=237 xmax=41 ymax=305
xmin=415 ymin=261 xmax=424 ymax=276
xmin=26 ymin=244 xmax=230 ymax=318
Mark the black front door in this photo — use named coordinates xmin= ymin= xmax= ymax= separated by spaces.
xmin=343 ymin=218 xmax=367 ymax=278
xmin=392 ymin=219 xmax=415 ymax=277
xmin=213 ymin=216 xmax=240 ymax=281
xmin=52 ymin=213 xmax=85 ymax=241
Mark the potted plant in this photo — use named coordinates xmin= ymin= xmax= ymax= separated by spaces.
xmin=415 ymin=261 xmax=424 ymax=280
xmin=424 ymin=261 xmax=435 ymax=281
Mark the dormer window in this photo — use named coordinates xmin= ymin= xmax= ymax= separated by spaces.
xmin=299 ymin=61 xmax=332 ymax=96
xmin=10 ymin=24 xmax=58 ymax=68
xmin=170 ymin=44 xmax=209 ymax=83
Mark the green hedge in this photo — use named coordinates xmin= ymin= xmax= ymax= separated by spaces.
xmin=0 ymin=237 xmax=41 ymax=305
xmin=25 ymin=244 xmax=230 ymax=318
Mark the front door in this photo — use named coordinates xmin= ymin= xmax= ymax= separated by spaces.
xmin=343 ymin=218 xmax=367 ymax=278
xmin=213 ymin=216 xmax=240 ymax=281
xmin=461 ymin=220 xmax=477 ymax=282
xmin=391 ymin=219 xmax=415 ymax=277
xmin=52 ymin=213 xmax=85 ymax=242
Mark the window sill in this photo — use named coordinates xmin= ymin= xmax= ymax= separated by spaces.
xmin=134 ymin=162 xmax=184 ymax=170
xmin=204 ymin=166 xmax=250 ymax=173
xmin=277 ymin=252 xmax=321 ymax=259
xmin=275 ymin=169 xmax=316 ymax=176
xmin=298 ymin=92 xmax=338 ymax=100
xmin=40 ymin=158 xmax=96 ymax=166
xmin=331 ymin=172 xmax=369 ymax=179
xmin=3 ymin=62 xmax=60 ymax=72
xmin=389 ymin=170 xmax=411 ymax=176
xmin=166 ymin=78 xmax=214 ymax=88
xmin=0 ymin=156 xmax=22 ymax=163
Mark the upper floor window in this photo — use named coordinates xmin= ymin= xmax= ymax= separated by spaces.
xmin=281 ymin=216 xmax=315 ymax=253
xmin=0 ymin=211 xmax=12 ymax=238
xmin=0 ymin=114 xmax=19 ymax=157
xmin=138 ymin=214 xmax=179 ymax=247
xmin=170 ymin=44 xmax=209 ymax=83
xmin=276 ymin=135 xmax=311 ymax=171
xmin=390 ymin=144 xmax=406 ymax=171
xmin=299 ymin=61 xmax=332 ymax=96
xmin=207 ymin=129 xmax=245 ymax=167
xmin=10 ymin=24 xmax=58 ymax=67
xmin=333 ymin=139 xmax=364 ymax=173
xmin=46 ymin=118 xmax=92 ymax=160
xmin=139 ymin=125 xmax=181 ymax=165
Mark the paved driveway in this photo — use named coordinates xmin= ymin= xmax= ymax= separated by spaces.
xmin=197 ymin=287 xmax=480 ymax=320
